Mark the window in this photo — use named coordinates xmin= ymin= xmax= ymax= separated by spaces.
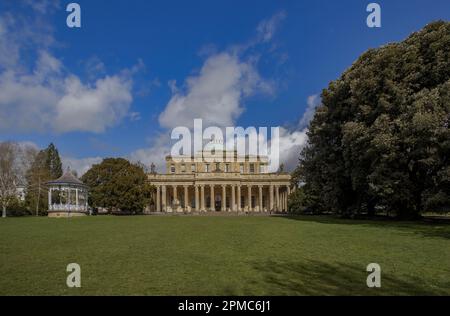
xmin=216 ymin=162 xmax=220 ymax=171
xmin=170 ymin=164 xmax=175 ymax=173
xmin=240 ymin=163 xmax=244 ymax=173
xmin=249 ymin=163 xmax=255 ymax=173
xmin=259 ymin=165 xmax=266 ymax=174
xmin=191 ymin=164 xmax=196 ymax=172
xmin=181 ymin=164 xmax=186 ymax=172
xmin=225 ymin=164 xmax=230 ymax=173
xmin=206 ymin=164 xmax=210 ymax=172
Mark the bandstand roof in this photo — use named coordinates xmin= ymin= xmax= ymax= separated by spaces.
xmin=47 ymin=169 xmax=87 ymax=187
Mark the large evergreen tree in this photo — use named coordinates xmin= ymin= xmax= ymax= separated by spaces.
xmin=81 ymin=158 xmax=152 ymax=214
xmin=296 ymin=21 xmax=450 ymax=219
xmin=25 ymin=143 xmax=63 ymax=216
xmin=45 ymin=143 xmax=63 ymax=179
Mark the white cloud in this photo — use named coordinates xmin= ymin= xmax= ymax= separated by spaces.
xmin=299 ymin=94 xmax=321 ymax=130
xmin=54 ymin=75 xmax=132 ymax=133
xmin=129 ymin=134 xmax=171 ymax=173
xmin=0 ymin=10 xmax=135 ymax=134
xmin=132 ymin=11 xmax=308 ymax=173
xmin=62 ymin=156 xmax=103 ymax=177
xmin=22 ymin=0 xmax=60 ymax=14
xmin=274 ymin=127 xmax=308 ymax=172
xmin=257 ymin=11 xmax=286 ymax=43
xmin=159 ymin=52 xmax=274 ymax=129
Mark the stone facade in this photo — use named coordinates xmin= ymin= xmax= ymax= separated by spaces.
xmin=147 ymin=150 xmax=292 ymax=213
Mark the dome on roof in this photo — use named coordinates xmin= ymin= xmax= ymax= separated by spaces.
xmin=47 ymin=168 xmax=86 ymax=187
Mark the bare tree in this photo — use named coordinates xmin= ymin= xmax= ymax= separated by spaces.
xmin=0 ymin=142 xmax=19 ymax=218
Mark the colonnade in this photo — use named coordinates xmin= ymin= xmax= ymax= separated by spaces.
xmin=153 ymin=183 xmax=291 ymax=213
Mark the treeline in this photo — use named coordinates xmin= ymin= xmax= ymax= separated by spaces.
xmin=0 ymin=142 xmax=63 ymax=217
xmin=0 ymin=140 xmax=153 ymax=217
xmin=291 ymin=21 xmax=450 ymax=219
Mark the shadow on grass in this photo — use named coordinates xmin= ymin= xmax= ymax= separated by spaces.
xmin=277 ymin=215 xmax=450 ymax=240
xmin=249 ymin=259 xmax=449 ymax=296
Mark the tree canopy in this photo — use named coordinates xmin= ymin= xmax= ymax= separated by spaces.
xmin=295 ymin=21 xmax=450 ymax=219
xmin=81 ymin=158 xmax=152 ymax=214
xmin=25 ymin=143 xmax=63 ymax=216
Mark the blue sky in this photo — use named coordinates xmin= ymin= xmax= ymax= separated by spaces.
xmin=1 ymin=0 xmax=449 ymax=173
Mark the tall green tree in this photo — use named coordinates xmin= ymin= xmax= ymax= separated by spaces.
xmin=297 ymin=21 xmax=450 ymax=219
xmin=81 ymin=158 xmax=152 ymax=214
xmin=45 ymin=143 xmax=63 ymax=179
xmin=25 ymin=143 xmax=63 ymax=216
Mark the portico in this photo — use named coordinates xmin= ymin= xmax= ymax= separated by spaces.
xmin=148 ymin=174 xmax=291 ymax=213
xmin=147 ymin=143 xmax=292 ymax=214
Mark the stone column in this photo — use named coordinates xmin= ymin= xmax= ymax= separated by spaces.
xmin=221 ymin=185 xmax=226 ymax=211
xmin=275 ymin=185 xmax=280 ymax=212
xmin=248 ymin=185 xmax=252 ymax=212
xmin=286 ymin=185 xmax=291 ymax=213
xmin=258 ymin=185 xmax=263 ymax=212
xmin=162 ymin=185 xmax=167 ymax=212
xmin=184 ymin=185 xmax=189 ymax=212
xmin=195 ymin=185 xmax=199 ymax=212
xmin=156 ymin=186 xmax=161 ymax=212
xmin=200 ymin=185 xmax=205 ymax=211
xmin=269 ymin=185 xmax=274 ymax=212
xmin=173 ymin=185 xmax=178 ymax=205
xmin=210 ymin=185 xmax=215 ymax=212
xmin=280 ymin=191 xmax=283 ymax=212
xmin=76 ymin=188 xmax=79 ymax=209
xmin=231 ymin=185 xmax=236 ymax=212
xmin=237 ymin=185 xmax=242 ymax=212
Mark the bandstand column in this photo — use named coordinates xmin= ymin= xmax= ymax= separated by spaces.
xmin=76 ymin=188 xmax=79 ymax=209
xmin=85 ymin=190 xmax=88 ymax=212
xmin=48 ymin=188 xmax=52 ymax=210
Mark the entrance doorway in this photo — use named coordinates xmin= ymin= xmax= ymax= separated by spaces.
xmin=215 ymin=194 xmax=221 ymax=211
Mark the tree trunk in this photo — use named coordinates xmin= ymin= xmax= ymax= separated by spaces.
xmin=36 ymin=175 xmax=41 ymax=216
xmin=2 ymin=205 xmax=6 ymax=218
xmin=367 ymin=199 xmax=376 ymax=217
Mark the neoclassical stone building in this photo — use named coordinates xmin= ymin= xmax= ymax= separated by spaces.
xmin=147 ymin=147 xmax=292 ymax=213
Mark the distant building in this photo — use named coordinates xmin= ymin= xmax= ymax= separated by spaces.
xmin=16 ymin=185 xmax=26 ymax=201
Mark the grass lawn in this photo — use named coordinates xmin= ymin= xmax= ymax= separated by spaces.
xmin=0 ymin=215 xmax=449 ymax=296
